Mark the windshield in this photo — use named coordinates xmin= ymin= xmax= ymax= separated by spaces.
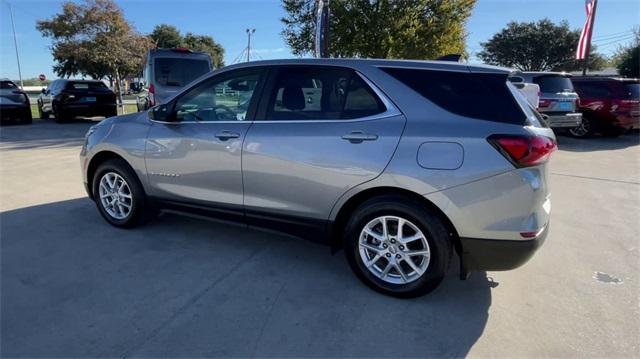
xmin=533 ymin=75 xmax=574 ymax=93
xmin=154 ymin=58 xmax=210 ymax=87
xmin=624 ymin=83 xmax=640 ymax=99
xmin=0 ymin=81 xmax=18 ymax=89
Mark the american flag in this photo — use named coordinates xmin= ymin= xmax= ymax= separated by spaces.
xmin=576 ymin=0 xmax=598 ymax=60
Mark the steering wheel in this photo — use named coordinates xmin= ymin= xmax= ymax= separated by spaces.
xmin=213 ymin=105 xmax=237 ymax=121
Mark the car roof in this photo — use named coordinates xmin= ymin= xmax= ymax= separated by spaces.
xmin=215 ymin=58 xmax=513 ymax=75
xmin=520 ymin=71 xmax=572 ymax=77
xmin=149 ymin=48 xmax=211 ymax=58
xmin=572 ymin=76 xmax=639 ymax=82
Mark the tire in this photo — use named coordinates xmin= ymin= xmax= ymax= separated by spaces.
xmin=92 ymin=159 xmax=147 ymax=228
xmin=40 ymin=104 xmax=49 ymax=120
xmin=569 ymin=117 xmax=592 ymax=138
xmin=54 ymin=105 xmax=65 ymax=123
xmin=343 ymin=195 xmax=452 ymax=298
xmin=20 ymin=108 xmax=32 ymax=125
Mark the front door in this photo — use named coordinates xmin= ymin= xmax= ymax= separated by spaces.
xmin=145 ymin=68 xmax=265 ymax=218
xmin=242 ymin=65 xmax=405 ymax=238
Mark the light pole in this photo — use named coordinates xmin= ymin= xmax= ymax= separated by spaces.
xmin=7 ymin=2 xmax=24 ymax=89
xmin=246 ymin=28 xmax=255 ymax=62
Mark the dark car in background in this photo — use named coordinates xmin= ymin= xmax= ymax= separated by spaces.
xmin=136 ymin=48 xmax=213 ymax=112
xmin=0 ymin=79 xmax=32 ymax=125
xmin=38 ymin=79 xmax=117 ymax=123
xmin=570 ymin=77 xmax=640 ymax=137
xmin=520 ymin=72 xmax=582 ymax=130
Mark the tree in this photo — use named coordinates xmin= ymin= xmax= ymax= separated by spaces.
xmin=37 ymin=0 xmax=153 ymax=106
xmin=478 ymin=19 xmax=605 ymax=72
xmin=281 ymin=0 xmax=475 ymax=59
xmin=183 ymin=33 xmax=225 ymax=68
xmin=613 ymin=29 xmax=640 ymax=78
xmin=149 ymin=24 xmax=225 ymax=68
xmin=150 ymin=24 xmax=182 ymax=48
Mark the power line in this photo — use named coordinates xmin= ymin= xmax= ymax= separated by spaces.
xmin=592 ymin=30 xmax=634 ymax=40
xmin=594 ymin=35 xmax=635 ymax=48
xmin=592 ymin=32 xmax=635 ymax=43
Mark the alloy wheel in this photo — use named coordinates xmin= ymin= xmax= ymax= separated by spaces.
xmin=358 ymin=215 xmax=431 ymax=284
xmin=98 ymin=172 xmax=133 ymax=220
xmin=570 ymin=118 xmax=590 ymax=137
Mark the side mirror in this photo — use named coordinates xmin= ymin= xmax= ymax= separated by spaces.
xmin=41 ymin=88 xmax=47 ymax=94
xmin=148 ymin=103 xmax=176 ymax=122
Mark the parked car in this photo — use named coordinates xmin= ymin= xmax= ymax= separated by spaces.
xmin=38 ymin=79 xmax=117 ymax=123
xmin=81 ymin=59 xmax=555 ymax=297
xmin=136 ymin=48 xmax=213 ymax=112
xmin=569 ymin=77 xmax=640 ymax=137
xmin=520 ymin=72 xmax=582 ymax=130
xmin=0 ymin=79 xmax=32 ymax=125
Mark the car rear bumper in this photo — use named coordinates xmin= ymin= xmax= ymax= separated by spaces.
xmin=0 ymin=104 xmax=30 ymax=121
xmin=545 ymin=112 xmax=582 ymax=128
xmin=460 ymin=223 xmax=549 ymax=271
xmin=63 ymin=103 xmax=116 ymax=116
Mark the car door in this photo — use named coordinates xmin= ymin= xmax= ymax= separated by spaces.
xmin=145 ymin=68 xmax=266 ymax=220
xmin=242 ymin=65 xmax=405 ymax=238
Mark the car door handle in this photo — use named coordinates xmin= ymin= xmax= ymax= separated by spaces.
xmin=215 ymin=131 xmax=240 ymax=140
xmin=341 ymin=131 xmax=378 ymax=143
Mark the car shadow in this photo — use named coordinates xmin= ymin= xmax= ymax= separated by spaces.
xmin=0 ymin=119 xmax=98 ymax=150
xmin=556 ymin=131 xmax=640 ymax=152
xmin=1 ymin=198 xmax=493 ymax=357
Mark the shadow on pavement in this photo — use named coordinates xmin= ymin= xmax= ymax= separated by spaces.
xmin=556 ymin=131 xmax=640 ymax=152
xmin=0 ymin=119 xmax=98 ymax=150
xmin=1 ymin=198 xmax=493 ymax=357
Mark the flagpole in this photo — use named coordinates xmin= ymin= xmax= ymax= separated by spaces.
xmin=582 ymin=0 xmax=598 ymax=76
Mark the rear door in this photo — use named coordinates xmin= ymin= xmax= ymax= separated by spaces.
xmin=242 ymin=65 xmax=405 ymax=237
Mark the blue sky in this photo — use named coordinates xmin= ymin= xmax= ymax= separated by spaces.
xmin=1 ymin=0 xmax=638 ymax=80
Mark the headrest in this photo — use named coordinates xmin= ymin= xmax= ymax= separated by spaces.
xmin=282 ymin=85 xmax=305 ymax=111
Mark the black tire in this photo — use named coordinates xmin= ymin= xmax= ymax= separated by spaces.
xmin=92 ymin=159 xmax=147 ymax=228
xmin=21 ymin=108 xmax=33 ymax=125
xmin=343 ymin=195 xmax=452 ymax=298
xmin=54 ymin=105 xmax=65 ymax=123
xmin=568 ymin=117 xmax=593 ymax=138
xmin=39 ymin=104 xmax=49 ymax=120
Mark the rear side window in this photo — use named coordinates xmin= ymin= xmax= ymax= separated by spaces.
xmin=154 ymin=58 xmax=211 ymax=87
xmin=533 ymin=75 xmax=574 ymax=93
xmin=572 ymin=81 xmax=612 ymax=98
xmin=67 ymin=82 xmax=108 ymax=90
xmin=264 ymin=66 xmax=385 ymax=121
xmin=0 ymin=81 xmax=17 ymax=89
xmin=381 ymin=68 xmax=526 ymax=124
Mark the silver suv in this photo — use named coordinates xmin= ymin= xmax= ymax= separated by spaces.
xmin=81 ymin=59 xmax=556 ymax=297
xmin=520 ymin=72 xmax=583 ymax=129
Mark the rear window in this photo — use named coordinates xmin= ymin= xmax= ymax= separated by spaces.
xmin=624 ymin=83 xmax=639 ymax=99
xmin=533 ymin=75 xmax=574 ymax=93
xmin=67 ymin=82 xmax=108 ymax=90
xmin=0 ymin=81 xmax=17 ymax=89
xmin=154 ymin=58 xmax=211 ymax=87
xmin=381 ymin=68 xmax=526 ymax=124
xmin=572 ymin=81 xmax=612 ymax=98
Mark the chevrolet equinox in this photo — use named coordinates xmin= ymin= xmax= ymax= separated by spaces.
xmin=81 ymin=59 xmax=556 ymax=297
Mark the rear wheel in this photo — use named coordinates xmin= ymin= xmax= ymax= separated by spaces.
xmin=92 ymin=159 xmax=147 ymax=228
xmin=569 ymin=117 xmax=592 ymax=138
xmin=20 ymin=108 xmax=32 ymax=125
xmin=344 ymin=195 xmax=452 ymax=298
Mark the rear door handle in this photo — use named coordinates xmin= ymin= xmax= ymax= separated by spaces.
xmin=215 ymin=131 xmax=240 ymax=141
xmin=341 ymin=131 xmax=378 ymax=143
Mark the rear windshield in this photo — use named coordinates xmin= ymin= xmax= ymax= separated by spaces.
xmin=67 ymin=82 xmax=108 ymax=90
xmin=624 ymin=83 xmax=639 ymax=99
xmin=0 ymin=81 xmax=17 ymax=89
xmin=533 ymin=75 xmax=574 ymax=93
xmin=154 ymin=58 xmax=210 ymax=87
xmin=381 ymin=68 xmax=526 ymax=124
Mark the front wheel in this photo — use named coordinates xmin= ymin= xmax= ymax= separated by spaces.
xmin=569 ymin=117 xmax=592 ymax=138
xmin=92 ymin=159 xmax=147 ymax=228
xmin=344 ymin=196 xmax=452 ymax=298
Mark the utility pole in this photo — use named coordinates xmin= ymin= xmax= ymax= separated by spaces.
xmin=582 ymin=0 xmax=598 ymax=76
xmin=246 ymin=28 xmax=255 ymax=62
xmin=8 ymin=2 xmax=24 ymax=89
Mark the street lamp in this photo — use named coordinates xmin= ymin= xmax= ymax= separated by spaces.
xmin=246 ymin=28 xmax=256 ymax=62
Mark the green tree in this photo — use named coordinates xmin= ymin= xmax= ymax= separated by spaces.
xmin=478 ymin=19 xmax=605 ymax=72
xmin=150 ymin=24 xmax=182 ymax=48
xmin=281 ymin=0 xmax=475 ymax=59
xmin=37 ymin=0 xmax=153 ymax=106
xmin=613 ymin=29 xmax=640 ymax=78
xmin=183 ymin=33 xmax=225 ymax=68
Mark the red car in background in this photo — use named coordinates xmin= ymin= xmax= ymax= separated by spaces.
xmin=570 ymin=77 xmax=640 ymax=137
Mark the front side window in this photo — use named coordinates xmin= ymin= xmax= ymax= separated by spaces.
xmin=174 ymin=70 xmax=262 ymax=122
xmin=264 ymin=66 xmax=385 ymax=121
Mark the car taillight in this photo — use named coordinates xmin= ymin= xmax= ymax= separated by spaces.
xmin=488 ymin=134 xmax=557 ymax=168
xmin=538 ymin=99 xmax=552 ymax=108
xmin=148 ymin=84 xmax=155 ymax=107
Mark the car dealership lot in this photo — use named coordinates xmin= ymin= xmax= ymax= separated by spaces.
xmin=1 ymin=120 xmax=638 ymax=357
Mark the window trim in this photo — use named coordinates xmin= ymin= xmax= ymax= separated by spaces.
xmin=254 ymin=65 xmax=401 ymax=123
